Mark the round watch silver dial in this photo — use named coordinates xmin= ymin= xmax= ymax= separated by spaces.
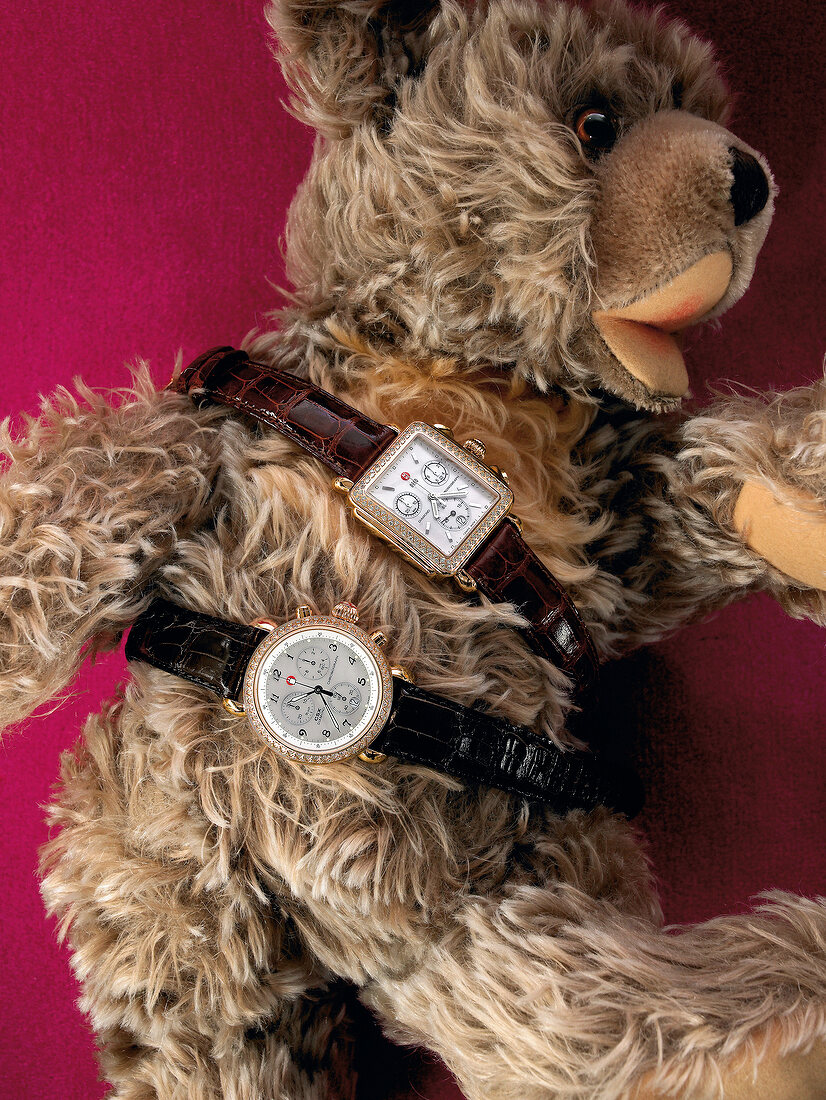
xmin=293 ymin=645 xmax=330 ymax=680
xmin=243 ymin=616 xmax=393 ymax=764
xmin=330 ymin=682 xmax=362 ymax=714
xmin=280 ymin=690 xmax=319 ymax=726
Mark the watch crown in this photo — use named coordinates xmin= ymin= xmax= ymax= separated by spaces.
xmin=293 ymin=605 xmax=313 ymax=620
xmin=332 ymin=602 xmax=359 ymax=623
xmin=463 ymin=438 xmax=486 ymax=460
xmin=370 ymin=630 xmax=388 ymax=648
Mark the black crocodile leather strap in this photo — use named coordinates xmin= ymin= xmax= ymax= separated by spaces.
xmin=125 ymin=599 xmax=640 ymax=816
xmin=374 ymin=680 xmax=639 ymax=815
xmin=125 ymin=597 xmax=268 ymax=702
xmin=175 ymin=347 xmax=600 ymax=694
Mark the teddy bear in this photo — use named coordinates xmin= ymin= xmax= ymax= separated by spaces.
xmin=2 ymin=0 xmax=826 ymax=1097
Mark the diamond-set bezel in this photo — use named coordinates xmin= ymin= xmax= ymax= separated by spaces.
xmin=349 ymin=422 xmax=513 ymax=576
xmin=242 ymin=615 xmax=393 ymax=765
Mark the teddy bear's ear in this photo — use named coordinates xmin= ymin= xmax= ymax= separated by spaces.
xmin=266 ymin=0 xmax=443 ymax=136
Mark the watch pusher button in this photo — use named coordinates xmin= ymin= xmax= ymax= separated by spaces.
xmin=462 ymin=438 xmax=487 ymax=460
xmin=370 ymin=630 xmax=388 ymax=647
xmin=332 ymin=602 xmax=359 ymax=623
xmin=433 ymin=423 xmax=454 ymax=438
xmin=292 ymin=606 xmax=313 ymax=620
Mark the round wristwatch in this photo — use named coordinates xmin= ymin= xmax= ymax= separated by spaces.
xmin=172 ymin=348 xmax=599 ymax=693
xmin=125 ymin=598 xmax=641 ymax=815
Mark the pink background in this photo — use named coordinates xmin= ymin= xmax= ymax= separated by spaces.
xmin=1 ymin=2 xmax=824 ymax=1098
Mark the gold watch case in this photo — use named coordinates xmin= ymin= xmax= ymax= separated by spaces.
xmin=239 ymin=604 xmax=398 ymax=765
xmin=334 ymin=421 xmax=513 ymax=579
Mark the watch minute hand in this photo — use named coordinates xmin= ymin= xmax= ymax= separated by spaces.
xmin=320 ymin=694 xmax=340 ymax=731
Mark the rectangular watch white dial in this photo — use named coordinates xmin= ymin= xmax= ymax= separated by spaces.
xmin=348 ymin=423 xmax=513 ymax=576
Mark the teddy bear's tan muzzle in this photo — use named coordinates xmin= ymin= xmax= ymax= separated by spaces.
xmin=590 ymin=110 xmax=774 ymax=399
xmin=593 ymin=251 xmax=733 ymax=396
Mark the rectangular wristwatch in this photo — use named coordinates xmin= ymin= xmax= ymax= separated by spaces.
xmin=174 ymin=347 xmax=599 ymax=693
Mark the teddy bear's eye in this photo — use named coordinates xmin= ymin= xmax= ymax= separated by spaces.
xmin=574 ymin=108 xmax=618 ymax=154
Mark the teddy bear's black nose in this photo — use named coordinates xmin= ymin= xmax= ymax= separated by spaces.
xmin=728 ymin=147 xmax=770 ymax=226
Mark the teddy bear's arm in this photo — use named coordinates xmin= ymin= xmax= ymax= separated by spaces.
xmin=581 ymin=378 xmax=826 ymax=654
xmin=0 ymin=370 xmax=225 ymax=734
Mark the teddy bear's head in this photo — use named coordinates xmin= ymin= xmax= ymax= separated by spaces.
xmin=269 ymin=0 xmax=773 ymax=411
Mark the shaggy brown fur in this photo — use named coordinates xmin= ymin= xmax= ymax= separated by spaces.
xmin=2 ymin=1 xmax=825 ymax=1097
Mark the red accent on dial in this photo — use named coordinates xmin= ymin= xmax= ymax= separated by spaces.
xmin=286 ymin=676 xmax=296 ymax=685
xmin=400 ymin=471 xmax=410 ymax=480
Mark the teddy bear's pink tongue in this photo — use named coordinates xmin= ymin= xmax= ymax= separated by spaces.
xmin=592 ymin=251 xmax=733 ymax=396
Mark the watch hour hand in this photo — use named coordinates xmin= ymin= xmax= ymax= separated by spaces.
xmin=286 ymin=694 xmax=311 ymax=709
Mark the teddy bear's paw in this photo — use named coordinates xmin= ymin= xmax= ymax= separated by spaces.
xmin=734 ymin=480 xmax=826 ymax=590
xmin=632 ymin=1031 xmax=826 ymax=1100
xmin=721 ymin=1033 xmax=826 ymax=1100
xmin=704 ymin=375 xmax=826 ymax=593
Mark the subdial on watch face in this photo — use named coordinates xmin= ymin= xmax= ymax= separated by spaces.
xmin=422 ymin=460 xmax=448 ymax=486
xmin=280 ymin=690 xmax=320 ymax=727
xmin=329 ymin=682 xmax=362 ymax=715
xmin=438 ymin=499 xmax=470 ymax=530
xmin=394 ymin=491 xmax=421 ymax=518
xmin=294 ymin=645 xmax=330 ymax=681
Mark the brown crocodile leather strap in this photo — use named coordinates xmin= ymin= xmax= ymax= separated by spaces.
xmin=465 ymin=519 xmax=599 ymax=691
xmin=175 ymin=346 xmax=398 ymax=481
xmin=176 ymin=348 xmax=599 ymax=692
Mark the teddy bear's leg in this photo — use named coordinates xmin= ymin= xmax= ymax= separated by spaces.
xmin=362 ymin=876 xmax=826 ymax=1100
xmin=39 ymin=705 xmax=356 ymax=1100
xmin=0 ymin=373 xmax=224 ymax=733
xmin=583 ymin=377 xmax=826 ymax=654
